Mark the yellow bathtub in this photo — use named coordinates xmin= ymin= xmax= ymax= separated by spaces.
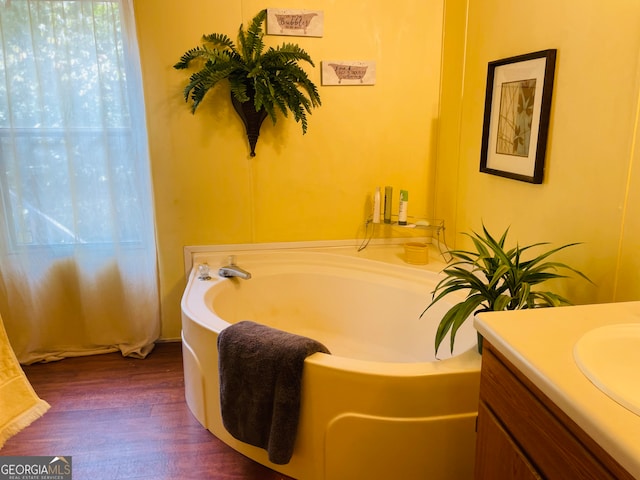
xmin=181 ymin=241 xmax=481 ymax=480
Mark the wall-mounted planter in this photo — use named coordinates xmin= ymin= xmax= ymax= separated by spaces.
xmin=173 ymin=9 xmax=321 ymax=157
xmin=231 ymin=93 xmax=268 ymax=157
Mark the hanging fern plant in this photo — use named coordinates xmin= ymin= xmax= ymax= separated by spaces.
xmin=174 ymin=9 xmax=321 ymax=156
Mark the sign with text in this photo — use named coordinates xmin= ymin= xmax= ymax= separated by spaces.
xmin=321 ymin=61 xmax=377 ymax=86
xmin=266 ymin=9 xmax=324 ymax=37
xmin=0 ymin=456 xmax=72 ymax=480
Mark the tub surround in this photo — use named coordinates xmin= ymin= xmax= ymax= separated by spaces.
xmin=183 ymin=237 xmax=448 ymax=276
xmin=474 ymin=302 xmax=640 ymax=479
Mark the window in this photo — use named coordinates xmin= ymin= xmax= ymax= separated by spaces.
xmin=0 ymin=0 xmax=151 ymax=247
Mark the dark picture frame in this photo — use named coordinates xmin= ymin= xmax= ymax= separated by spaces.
xmin=479 ymin=49 xmax=557 ymax=184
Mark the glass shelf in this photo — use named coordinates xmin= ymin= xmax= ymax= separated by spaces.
xmin=388 ymin=218 xmax=444 ymax=231
xmin=365 ymin=216 xmax=443 ymax=229
xmin=359 ymin=217 xmax=451 ymax=261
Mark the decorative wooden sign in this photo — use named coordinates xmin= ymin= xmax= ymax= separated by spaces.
xmin=266 ymin=9 xmax=324 ymax=37
xmin=321 ymin=61 xmax=376 ymax=86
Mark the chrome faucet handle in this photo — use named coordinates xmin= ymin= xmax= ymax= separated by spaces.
xmin=197 ymin=263 xmax=211 ymax=280
xmin=227 ymin=255 xmax=236 ymax=266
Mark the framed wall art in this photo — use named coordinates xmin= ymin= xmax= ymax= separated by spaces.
xmin=479 ymin=49 xmax=557 ymax=184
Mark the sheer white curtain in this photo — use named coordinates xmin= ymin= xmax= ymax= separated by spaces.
xmin=0 ymin=0 xmax=159 ymax=363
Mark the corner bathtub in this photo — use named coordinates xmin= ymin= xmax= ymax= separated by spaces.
xmin=180 ymin=242 xmax=481 ymax=480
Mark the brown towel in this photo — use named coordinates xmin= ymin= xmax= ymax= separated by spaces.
xmin=217 ymin=320 xmax=330 ymax=464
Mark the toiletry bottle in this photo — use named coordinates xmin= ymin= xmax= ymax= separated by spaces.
xmin=398 ymin=190 xmax=408 ymax=225
xmin=384 ymin=186 xmax=393 ymax=224
xmin=372 ymin=187 xmax=381 ymax=224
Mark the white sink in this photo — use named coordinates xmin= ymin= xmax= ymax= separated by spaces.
xmin=573 ymin=323 xmax=640 ymax=416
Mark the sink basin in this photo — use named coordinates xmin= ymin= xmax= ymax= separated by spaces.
xmin=573 ymin=323 xmax=640 ymax=416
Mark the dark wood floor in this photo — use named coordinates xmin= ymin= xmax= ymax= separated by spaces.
xmin=2 ymin=342 xmax=294 ymax=480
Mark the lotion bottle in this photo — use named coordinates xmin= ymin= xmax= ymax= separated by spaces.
xmin=398 ymin=189 xmax=408 ymax=225
xmin=372 ymin=187 xmax=381 ymax=223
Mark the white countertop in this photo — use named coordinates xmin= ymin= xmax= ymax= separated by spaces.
xmin=474 ymin=302 xmax=640 ymax=479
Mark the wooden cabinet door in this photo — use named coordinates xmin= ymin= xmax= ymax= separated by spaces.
xmin=475 ymin=402 xmax=542 ymax=480
xmin=476 ymin=343 xmax=634 ymax=480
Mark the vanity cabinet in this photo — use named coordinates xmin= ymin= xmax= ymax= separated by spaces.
xmin=475 ymin=341 xmax=635 ymax=480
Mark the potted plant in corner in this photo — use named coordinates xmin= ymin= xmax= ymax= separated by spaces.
xmin=422 ymin=225 xmax=592 ymax=355
xmin=173 ymin=9 xmax=321 ymax=157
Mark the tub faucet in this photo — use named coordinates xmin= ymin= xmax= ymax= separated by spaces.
xmin=218 ymin=255 xmax=252 ymax=280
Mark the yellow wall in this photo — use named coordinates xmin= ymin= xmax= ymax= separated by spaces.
xmin=133 ymin=0 xmax=445 ymax=338
xmin=437 ymin=0 xmax=640 ymax=305
xmin=616 ymin=79 xmax=640 ymax=301
xmin=434 ymin=0 xmax=467 ymax=246
xmin=135 ymin=0 xmax=640 ymax=338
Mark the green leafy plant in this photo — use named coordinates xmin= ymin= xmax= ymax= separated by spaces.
xmin=422 ymin=225 xmax=592 ymax=355
xmin=173 ymin=9 xmax=321 ymax=136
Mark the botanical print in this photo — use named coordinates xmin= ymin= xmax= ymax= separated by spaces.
xmin=496 ymin=79 xmax=537 ymax=157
